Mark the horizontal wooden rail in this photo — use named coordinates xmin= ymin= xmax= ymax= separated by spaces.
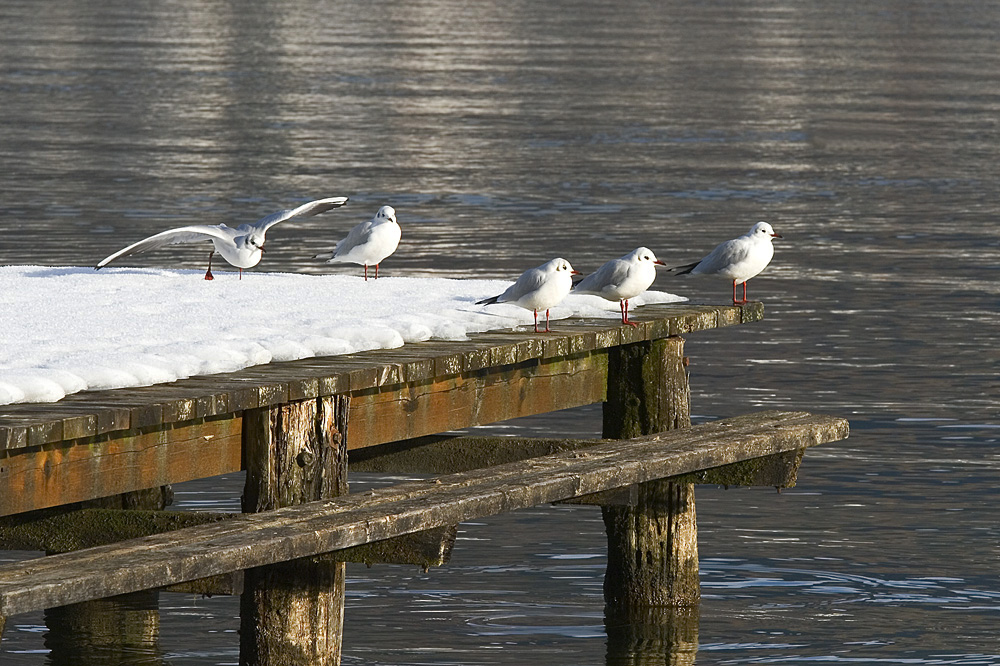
xmin=0 ymin=410 xmax=846 ymax=619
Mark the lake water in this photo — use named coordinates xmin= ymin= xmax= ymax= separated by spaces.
xmin=2 ymin=0 xmax=999 ymax=663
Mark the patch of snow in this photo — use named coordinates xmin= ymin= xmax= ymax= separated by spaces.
xmin=0 ymin=265 xmax=686 ymax=405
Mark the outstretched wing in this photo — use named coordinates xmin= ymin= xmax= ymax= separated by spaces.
xmin=254 ymin=196 xmax=350 ymax=233
xmin=95 ymin=225 xmax=235 ymax=269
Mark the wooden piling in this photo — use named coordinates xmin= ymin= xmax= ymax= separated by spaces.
xmin=239 ymin=395 xmax=349 ymax=666
xmin=601 ymin=336 xmax=700 ymax=611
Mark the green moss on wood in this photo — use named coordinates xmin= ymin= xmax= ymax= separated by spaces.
xmin=670 ymin=448 xmax=803 ymax=488
xmin=0 ymin=509 xmax=233 ymax=553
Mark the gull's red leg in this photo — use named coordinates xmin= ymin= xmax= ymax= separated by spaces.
xmin=623 ymin=299 xmax=638 ymax=327
xmin=205 ymin=251 xmax=215 ymax=281
xmin=533 ymin=309 xmax=540 ymax=333
xmin=545 ymin=309 xmax=551 ymax=332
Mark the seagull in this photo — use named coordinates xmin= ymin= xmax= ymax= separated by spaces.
xmin=476 ymin=258 xmax=580 ymax=333
xmin=315 ymin=205 xmax=400 ymax=281
xmin=572 ymin=247 xmax=665 ymax=327
xmin=669 ymin=221 xmax=781 ymax=304
xmin=95 ymin=197 xmax=349 ymax=280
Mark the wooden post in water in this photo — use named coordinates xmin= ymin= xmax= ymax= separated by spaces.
xmin=601 ymin=336 xmax=699 ymax=664
xmin=239 ymin=395 xmax=349 ymax=666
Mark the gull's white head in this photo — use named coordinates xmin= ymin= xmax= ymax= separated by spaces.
xmin=241 ymin=233 xmax=266 ymax=253
xmin=749 ymin=221 xmax=782 ymax=239
xmin=629 ymin=247 xmax=666 ymax=266
xmin=376 ymin=205 xmax=397 ymax=224
xmin=549 ymin=258 xmax=580 ymax=275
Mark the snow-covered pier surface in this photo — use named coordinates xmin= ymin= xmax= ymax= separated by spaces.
xmin=0 ymin=265 xmax=685 ymax=406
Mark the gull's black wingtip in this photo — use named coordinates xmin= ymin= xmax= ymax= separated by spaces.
xmin=475 ymin=295 xmax=500 ymax=306
xmin=668 ymin=261 xmax=699 ymax=276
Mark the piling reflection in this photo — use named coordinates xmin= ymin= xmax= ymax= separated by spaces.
xmin=43 ymin=591 xmax=163 ymax=666
xmin=605 ymin=605 xmax=699 ymax=666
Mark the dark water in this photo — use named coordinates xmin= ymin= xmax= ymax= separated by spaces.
xmin=2 ymin=0 xmax=999 ymax=663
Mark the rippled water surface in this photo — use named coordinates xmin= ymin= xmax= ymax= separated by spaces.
xmin=2 ymin=0 xmax=999 ymax=664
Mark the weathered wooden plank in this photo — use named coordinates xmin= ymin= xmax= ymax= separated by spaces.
xmin=0 ymin=400 xmax=130 ymax=443
xmin=0 ymin=411 xmax=846 ymax=617
xmin=351 ymin=434 xmax=806 ymax=492
xmin=345 ymin=352 xmax=609 ymax=449
xmin=0 ymin=418 xmax=243 ymax=518
xmin=0 ymin=505 xmax=452 ymax=574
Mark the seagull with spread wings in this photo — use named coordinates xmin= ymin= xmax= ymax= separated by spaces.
xmin=96 ymin=196 xmax=349 ymax=280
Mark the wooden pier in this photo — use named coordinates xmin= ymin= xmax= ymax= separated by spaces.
xmin=0 ymin=302 xmax=849 ymax=665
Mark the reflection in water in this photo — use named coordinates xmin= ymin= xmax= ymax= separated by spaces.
xmin=43 ymin=592 xmax=163 ymax=666
xmin=605 ymin=608 xmax=698 ymax=666
xmin=2 ymin=0 xmax=1000 ymax=664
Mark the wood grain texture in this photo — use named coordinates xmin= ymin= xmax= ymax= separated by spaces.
xmin=0 ymin=418 xmax=242 ymax=518
xmin=602 ymin=335 xmax=699 ymax=609
xmin=346 ymin=352 xmax=609 ymax=449
xmin=239 ymin=395 xmax=350 ymax=666
xmin=0 ymin=411 xmax=847 ymax=618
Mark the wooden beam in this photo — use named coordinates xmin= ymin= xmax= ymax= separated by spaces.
xmin=351 ymin=434 xmax=805 ymax=492
xmin=0 ymin=417 xmax=242 ymax=518
xmin=345 ymin=352 xmax=608 ymax=449
xmin=0 ymin=411 xmax=847 ymax=619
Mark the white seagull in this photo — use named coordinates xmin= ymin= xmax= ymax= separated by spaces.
xmin=316 ymin=205 xmax=401 ymax=281
xmin=670 ymin=221 xmax=781 ymax=304
xmin=95 ymin=197 xmax=349 ymax=280
xmin=573 ymin=247 xmax=665 ymax=326
xmin=476 ymin=258 xmax=581 ymax=333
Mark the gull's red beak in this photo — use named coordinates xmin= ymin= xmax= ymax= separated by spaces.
xmin=571 ymin=269 xmax=582 ymax=275
xmin=771 ymin=233 xmax=782 ymax=238
xmin=654 ymin=260 xmax=666 ymax=266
